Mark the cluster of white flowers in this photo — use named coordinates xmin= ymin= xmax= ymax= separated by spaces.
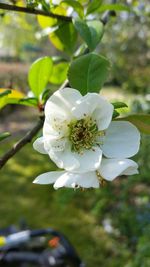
xmin=33 ymin=88 xmax=140 ymax=189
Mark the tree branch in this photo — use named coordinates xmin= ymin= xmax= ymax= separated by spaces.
xmin=0 ymin=3 xmax=72 ymax=21
xmin=0 ymin=2 xmax=117 ymax=24
xmin=0 ymin=116 xmax=44 ymax=170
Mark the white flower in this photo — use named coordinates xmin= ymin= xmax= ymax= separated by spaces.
xmin=33 ymin=158 xmax=139 ymax=189
xmin=33 ymin=88 xmax=140 ymax=172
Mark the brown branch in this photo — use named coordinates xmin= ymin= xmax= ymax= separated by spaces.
xmin=0 ymin=116 xmax=44 ymax=170
xmin=0 ymin=3 xmax=72 ymax=21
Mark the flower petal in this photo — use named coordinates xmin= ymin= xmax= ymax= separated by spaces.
xmin=92 ymin=97 xmax=114 ymax=130
xmin=48 ymin=146 xmax=80 ymax=171
xmin=102 ymin=121 xmax=140 ymax=158
xmin=33 ymin=137 xmax=47 ymax=154
xmin=45 ymin=87 xmax=82 ymax=118
xmin=49 ymin=144 xmax=102 ymax=172
xmin=73 ymin=146 xmax=102 ymax=173
xmin=71 ymin=93 xmax=99 ymax=119
xmin=72 ymin=93 xmax=113 ymax=130
xmin=33 ymin=171 xmax=65 ymax=184
xmin=77 ymin=172 xmax=99 ymax=188
xmin=54 ymin=171 xmax=99 ymax=189
xmin=99 ymin=158 xmax=138 ymax=181
xmin=45 ymin=136 xmax=68 ymax=152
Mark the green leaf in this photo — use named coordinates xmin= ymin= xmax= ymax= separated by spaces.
xmin=37 ymin=6 xmax=66 ymax=28
xmin=28 ymin=57 xmax=53 ymax=98
xmin=49 ymin=62 xmax=69 ymax=85
xmin=113 ymin=110 xmax=120 ymax=119
xmin=86 ymin=0 xmax=103 ymax=15
xmin=116 ymin=114 xmax=150 ymax=135
xmin=62 ymin=0 xmax=84 ymax=18
xmin=68 ymin=53 xmax=110 ymax=95
xmin=74 ymin=19 xmax=104 ymax=51
xmin=49 ymin=22 xmax=77 ymax=53
xmin=19 ymin=97 xmax=38 ymax=107
xmin=0 ymin=132 xmax=11 ymax=142
xmin=0 ymin=89 xmax=11 ymax=98
xmin=0 ymin=89 xmax=25 ymax=109
xmin=112 ymin=102 xmax=128 ymax=109
xmin=97 ymin=4 xmax=131 ymax=13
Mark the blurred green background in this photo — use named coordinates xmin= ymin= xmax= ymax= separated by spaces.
xmin=0 ymin=0 xmax=150 ymax=266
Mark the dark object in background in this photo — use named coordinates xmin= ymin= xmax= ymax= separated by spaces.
xmin=0 ymin=224 xmax=85 ymax=267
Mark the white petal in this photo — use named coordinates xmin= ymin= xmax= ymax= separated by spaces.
xmin=73 ymin=147 xmax=102 ymax=173
xmin=92 ymin=97 xmax=114 ymax=130
xmin=33 ymin=137 xmax=47 ymax=154
xmin=43 ymin=118 xmax=69 ymax=142
xmin=76 ymin=172 xmax=99 ymax=188
xmin=71 ymin=93 xmax=113 ymax=130
xmin=71 ymin=93 xmax=99 ymax=119
xmin=99 ymin=158 xmax=138 ymax=181
xmin=45 ymin=137 xmax=68 ymax=152
xmin=43 ymin=120 xmax=63 ymax=138
xmin=54 ymin=172 xmax=99 ymax=189
xmin=54 ymin=172 xmax=74 ymax=189
xmin=33 ymin=171 xmax=65 ymax=184
xmin=49 ymin=143 xmax=102 ymax=172
xmin=45 ymin=87 xmax=82 ymax=118
xmin=48 ymin=146 xmax=80 ymax=171
xmin=102 ymin=121 xmax=140 ymax=158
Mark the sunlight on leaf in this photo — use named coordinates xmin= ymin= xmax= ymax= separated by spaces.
xmin=28 ymin=57 xmax=53 ymax=98
xmin=0 ymin=89 xmax=25 ymax=109
xmin=49 ymin=62 xmax=69 ymax=84
xmin=49 ymin=22 xmax=77 ymax=53
xmin=37 ymin=6 xmax=66 ymax=28
xmin=97 ymin=4 xmax=131 ymax=13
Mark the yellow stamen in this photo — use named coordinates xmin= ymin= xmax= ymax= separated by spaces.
xmin=96 ymin=171 xmax=106 ymax=187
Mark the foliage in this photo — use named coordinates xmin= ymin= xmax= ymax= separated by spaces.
xmin=0 ymin=88 xmax=25 ymax=109
xmin=73 ymin=19 xmax=104 ymax=51
xmin=68 ymin=53 xmax=110 ymax=94
xmin=28 ymin=56 xmax=53 ymax=98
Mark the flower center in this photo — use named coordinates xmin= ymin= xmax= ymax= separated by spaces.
xmin=68 ymin=116 xmax=104 ymax=153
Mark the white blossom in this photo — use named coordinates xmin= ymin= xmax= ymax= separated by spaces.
xmin=33 ymin=88 xmax=140 ymax=172
xmin=33 ymin=158 xmax=139 ymax=189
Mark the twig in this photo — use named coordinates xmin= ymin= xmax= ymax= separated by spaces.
xmin=0 ymin=116 xmax=44 ymax=170
xmin=0 ymin=2 xmax=117 ymax=25
xmin=0 ymin=3 xmax=72 ymax=21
